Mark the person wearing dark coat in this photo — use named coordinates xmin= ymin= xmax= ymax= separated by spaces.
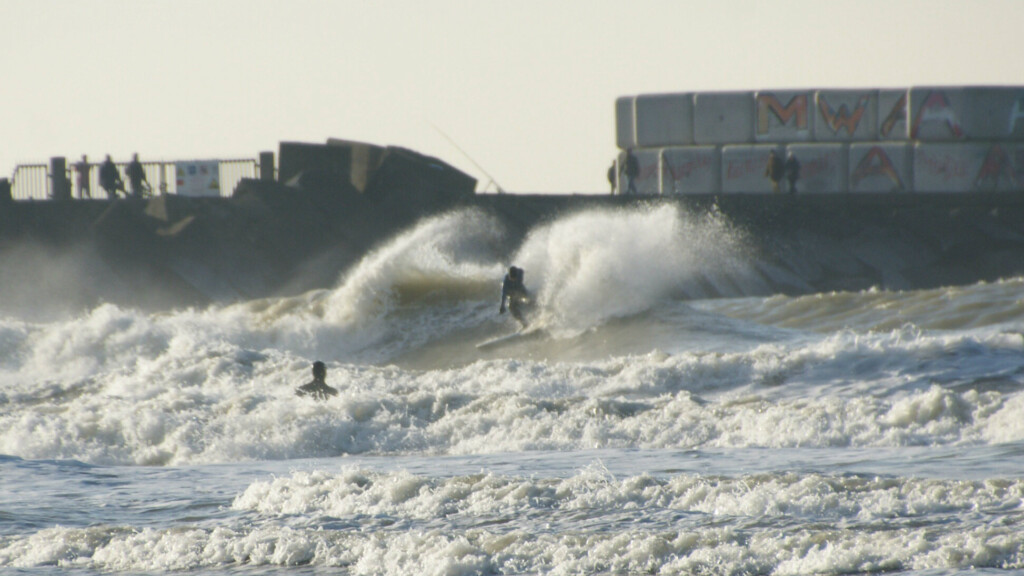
xmin=125 ymin=153 xmax=149 ymax=199
xmin=784 ymin=152 xmax=801 ymax=194
xmin=622 ymin=149 xmax=640 ymax=195
xmin=98 ymin=155 xmax=124 ymax=199
xmin=765 ymin=150 xmax=784 ymax=193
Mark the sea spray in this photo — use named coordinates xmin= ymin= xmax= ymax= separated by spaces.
xmin=513 ymin=203 xmax=761 ymax=336
xmin=323 ymin=208 xmax=507 ymax=325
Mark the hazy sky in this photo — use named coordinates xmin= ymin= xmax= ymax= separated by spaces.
xmin=3 ymin=0 xmax=1023 ymax=193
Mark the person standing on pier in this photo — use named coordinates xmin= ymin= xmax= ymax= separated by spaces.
xmin=74 ymin=155 xmax=91 ymax=199
xmin=765 ymin=149 xmax=784 ymax=193
xmin=125 ymin=153 xmax=150 ymax=199
xmin=99 ymin=155 xmax=124 ymax=199
xmin=622 ymin=149 xmax=639 ymax=195
xmin=784 ymin=151 xmax=801 ymax=194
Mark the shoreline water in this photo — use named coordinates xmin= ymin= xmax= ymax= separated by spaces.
xmin=2 ymin=204 xmax=1024 ymax=573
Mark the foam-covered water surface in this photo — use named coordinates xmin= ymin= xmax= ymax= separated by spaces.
xmin=3 ymin=206 xmax=1024 ymax=574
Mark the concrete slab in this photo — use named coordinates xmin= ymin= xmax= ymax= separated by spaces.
xmin=848 ymin=143 xmax=911 ymax=193
xmin=973 ymin=143 xmax=1024 ymax=192
xmin=755 ymin=90 xmax=813 ymax=142
xmin=963 ymin=87 xmax=1024 ymax=140
xmin=635 ymin=93 xmax=694 ymax=147
xmin=616 ymin=96 xmax=636 ymax=149
xmin=785 ymin=144 xmax=847 ymax=193
xmin=912 ymin=143 xmax=1004 ymax=192
xmin=618 ymin=148 xmax=661 ymax=195
xmin=814 ymin=90 xmax=877 ymax=141
xmin=721 ymin=145 xmax=783 ymax=193
xmin=694 ymin=92 xmax=755 ymax=144
xmin=910 ymin=87 xmax=967 ymax=141
xmin=878 ymin=89 xmax=910 ymax=140
xmin=658 ymin=146 xmax=719 ymax=194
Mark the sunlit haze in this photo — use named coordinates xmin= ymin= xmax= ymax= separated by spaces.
xmin=3 ymin=0 xmax=1022 ymax=193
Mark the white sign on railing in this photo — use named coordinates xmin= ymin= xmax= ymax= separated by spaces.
xmin=175 ymin=161 xmax=221 ymax=197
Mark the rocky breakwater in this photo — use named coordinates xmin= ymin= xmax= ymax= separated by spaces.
xmin=3 ymin=137 xmax=1024 ymax=318
xmin=0 ymin=142 xmax=477 ymax=316
xmin=472 ymin=191 xmax=1024 ymax=297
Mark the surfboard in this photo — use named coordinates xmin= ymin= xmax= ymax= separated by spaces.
xmin=476 ymin=326 xmax=545 ymax=350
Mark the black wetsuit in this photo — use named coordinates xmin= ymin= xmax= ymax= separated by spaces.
xmin=296 ymin=378 xmax=338 ymax=401
xmin=500 ymin=272 xmax=529 ymax=327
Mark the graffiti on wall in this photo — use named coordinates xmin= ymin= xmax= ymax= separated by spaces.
xmin=851 ymin=147 xmax=904 ymax=191
xmin=818 ymin=95 xmax=870 ymax=136
xmin=756 ymin=93 xmax=809 ymax=135
xmin=974 ymin=144 xmax=1018 ymax=190
xmin=912 ymin=91 xmax=964 ymax=139
xmin=880 ymin=93 xmax=907 ymax=139
xmin=618 ymin=86 xmax=1024 ymax=193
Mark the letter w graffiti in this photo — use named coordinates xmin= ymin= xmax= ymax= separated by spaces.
xmin=818 ymin=95 xmax=869 ymax=136
xmin=757 ymin=94 xmax=808 ymax=134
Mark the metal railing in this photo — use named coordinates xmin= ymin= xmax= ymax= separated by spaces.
xmin=9 ymin=158 xmax=263 ymax=201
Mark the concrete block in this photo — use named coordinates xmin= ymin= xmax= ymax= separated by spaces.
xmin=912 ymin=142 xmax=1023 ymax=192
xmin=635 ymin=93 xmax=694 ymax=147
xmin=963 ymin=87 xmax=1024 ymax=140
xmin=910 ymin=87 xmax=967 ymax=141
xmin=721 ymin=144 xmax=783 ymax=193
xmin=814 ymin=90 xmax=877 ymax=141
xmin=973 ymin=143 xmax=1024 ymax=192
xmin=878 ymin=89 xmax=910 ymax=140
xmin=616 ymin=96 xmax=636 ymax=149
xmin=279 ymin=141 xmax=351 ymax=187
xmin=785 ymin=144 xmax=847 ymax=193
xmin=755 ymin=90 xmax=813 ymax=142
xmin=618 ymin=149 xmax=660 ymax=195
xmin=694 ymin=92 xmax=754 ymax=144
xmin=658 ymin=146 xmax=719 ymax=194
xmin=848 ymin=143 xmax=912 ymax=193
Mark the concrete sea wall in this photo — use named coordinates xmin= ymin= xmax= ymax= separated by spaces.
xmin=5 ymin=188 xmax=1024 ymax=315
xmin=617 ymin=86 xmax=1024 ymax=195
xmin=4 ymin=134 xmax=1024 ymax=316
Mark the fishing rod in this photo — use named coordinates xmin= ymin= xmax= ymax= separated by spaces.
xmin=431 ymin=124 xmax=507 ymax=194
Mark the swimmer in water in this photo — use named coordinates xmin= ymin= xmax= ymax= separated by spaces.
xmin=295 ymin=361 xmax=338 ymax=401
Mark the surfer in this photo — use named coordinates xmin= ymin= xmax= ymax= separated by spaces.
xmin=295 ymin=361 xmax=338 ymax=401
xmin=499 ymin=266 xmax=530 ymax=328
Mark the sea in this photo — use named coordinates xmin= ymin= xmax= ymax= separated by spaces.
xmin=1 ymin=204 xmax=1023 ymax=575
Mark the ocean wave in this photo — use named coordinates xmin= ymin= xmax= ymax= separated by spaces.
xmin=4 ymin=467 xmax=1023 ymax=572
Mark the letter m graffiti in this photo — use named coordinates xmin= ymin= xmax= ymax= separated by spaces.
xmin=757 ymin=93 xmax=809 ymax=135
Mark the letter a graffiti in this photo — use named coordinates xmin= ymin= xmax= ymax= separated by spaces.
xmin=851 ymin=146 xmax=904 ymax=191
xmin=974 ymin=144 xmax=1016 ymax=190
xmin=911 ymin=91 xmax=964 ymax=139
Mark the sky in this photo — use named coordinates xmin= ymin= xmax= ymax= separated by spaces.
xmin=3 ymin=0 xmax=1023 ymax=194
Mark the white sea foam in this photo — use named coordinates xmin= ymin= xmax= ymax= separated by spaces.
xmin=1 ymin=312 xmax=1022 ymax=465
xmin=4 ymin=467 xmax=1023 ymax=572
xmin=232 ymin=466 xmax=1024 ymax=523
xmin=6 ymin=205 xmax=1024 ymax=576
